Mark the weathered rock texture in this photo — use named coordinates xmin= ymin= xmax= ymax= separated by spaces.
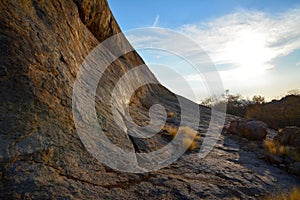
xmin=0 ymin=0 xmax=299 ymax=199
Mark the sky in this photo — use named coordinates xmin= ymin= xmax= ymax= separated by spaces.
xmin=108 ymin=0 xmax=300 ymax=102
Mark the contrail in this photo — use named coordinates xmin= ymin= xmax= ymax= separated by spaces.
xmin=152 ymin=15 xmax=160 ymax=27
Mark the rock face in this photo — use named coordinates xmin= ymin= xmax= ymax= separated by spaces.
xmin=0 ymin=0 xmax=170 ymax=198
xmin=1 ymin=0 xmax=299 ymax=199
xmin=227 ymin=120 xmax=268 ymax=140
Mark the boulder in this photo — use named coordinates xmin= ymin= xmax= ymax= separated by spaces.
xmin=227 ymin=120 xmax=245 ymax=134
xmin=242 ymin=121 xmax=268 ymax=140
xmin=276 ymin=126 xmax=300 ymax=147
xmin=227 ymin=120 xmax=268 ymax=140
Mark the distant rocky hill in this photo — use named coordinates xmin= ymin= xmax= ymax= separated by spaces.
xmin=246 ymin=95 xmax=300 ymax=129
xmin=0 ymin=0 xmax=299 ymax=199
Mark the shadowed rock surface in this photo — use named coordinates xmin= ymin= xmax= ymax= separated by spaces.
xmin=0 ymin=0 xmax=299 ymax=199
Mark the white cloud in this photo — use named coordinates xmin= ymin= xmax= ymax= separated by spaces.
xmin=179 ymin=8 xmax=300 ymax=74
xmin=125 ymin=8 xmax=300 ymax=101
xmin=152 ymin=15 xmax=160 ymax=27
xmin=184 ymin=74 xmax=202 ymax=81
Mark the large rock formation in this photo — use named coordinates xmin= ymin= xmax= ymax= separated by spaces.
xmin=0 ymin=0 xmax=194 ymax=198
xmin=1 ymin=0 xmax=299 ymax=199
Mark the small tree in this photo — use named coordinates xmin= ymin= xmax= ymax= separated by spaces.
xmin=287 ymin=89 xmax=300 ymax=96
xmin=221 ymin=90 xmax=248 ymax=116
xmin=200 ymin=95 xmax=221 ymax=108
xmin=252 ymin=95 xmax=265 ymax=104
xmin=201 ymin=97 xmax=213 ymax=107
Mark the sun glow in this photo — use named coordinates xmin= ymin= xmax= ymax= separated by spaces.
xmin=180 ymin=8 xmax=300 ymax=82
xmin=223 ymin=30 xmax=274 ymax=79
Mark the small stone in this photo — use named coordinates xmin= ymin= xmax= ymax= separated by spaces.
xmin=279 ymin=164 xmax=286 ymax=168
xmin=61 ymin=99 xmax=67 ymax=106
xmin=0 ymin=67 xmax=7 ymax=76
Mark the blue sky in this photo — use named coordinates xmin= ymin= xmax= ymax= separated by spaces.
xmin=108 ymin=0 xmax=300 ymax=102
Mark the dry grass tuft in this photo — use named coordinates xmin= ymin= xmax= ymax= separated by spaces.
xmin=161 ymin=125 xmax=167 ymax=132
xmin=162 ymin=125 xmax=200 ymax=151
xmin=178 ymin=126 xmax=198 ymax=139
xmin=168 ymin=112 xmax=175 ymax=118
xmin=264 ymin=139 xmax=277 ymax=155
xmin=167 ymin=126 xmax=178 ymax=137
xmin=183 ymin=137 xmax=198 ymax=151
xmin=265 ymin=187 xmax=300 ymax=200
xmin=279 ymin=145 xmax=288 ymax=155
xmin=264 ymin=140 xmax=300 ymax=162
xmin=194 ymin=135 xmax=201 ymax=141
